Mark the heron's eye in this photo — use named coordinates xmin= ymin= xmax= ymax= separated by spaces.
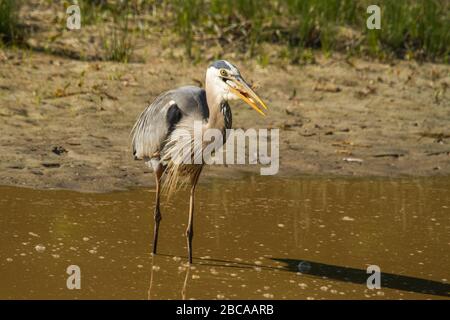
xmin=220 ymin=69 xmax=228 ymax=77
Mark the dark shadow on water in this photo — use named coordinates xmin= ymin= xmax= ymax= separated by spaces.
xmin=273 ymin=258 xmax=450 ymax=298
xmin=157 ymin=254 xmax=449 ymax=298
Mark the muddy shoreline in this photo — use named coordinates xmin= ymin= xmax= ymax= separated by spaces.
xmin=1 ymin=47 xmax=449 ymax=192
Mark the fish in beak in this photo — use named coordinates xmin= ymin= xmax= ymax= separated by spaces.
xmin=226 ymin=76 xmax=268 ymax=116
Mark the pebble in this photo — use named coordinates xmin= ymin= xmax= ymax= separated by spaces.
xmin=35 ymin=244 xmax=46 ymax=253
xmin=210 ymin=268 xmax=219 ymax=275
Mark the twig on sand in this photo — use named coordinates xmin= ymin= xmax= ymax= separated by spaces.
xmin=373 ymin=153 xmax=405 ymax=158
xmin=43 ymin=89 xmax=118 ymax=100
xmin=343 ymin=157 xmax=363 ymax=163
xmin=426 ymin=150 xmax=450 ymax=156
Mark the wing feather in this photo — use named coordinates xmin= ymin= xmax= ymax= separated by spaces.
xmin=130 ymin=86 xmax=208 ymax=160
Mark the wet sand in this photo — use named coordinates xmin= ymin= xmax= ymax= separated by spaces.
xmin=1 ymin=176 xmax=449 ymax=299
xmin=1 ymin=47 xmax=449 ymax=192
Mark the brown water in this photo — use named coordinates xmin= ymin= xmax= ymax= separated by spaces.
xmin=1 ymin=176 xmax=449 ymax=300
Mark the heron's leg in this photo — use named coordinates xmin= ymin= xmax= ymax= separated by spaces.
xmin=152 ymin=164 xmax=164 ymax=254
xmin=186 ymin=167 xmax=202 ymax=264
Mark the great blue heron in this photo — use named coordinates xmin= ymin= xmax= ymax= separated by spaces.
xmin=131 ymin=60 xmax=268 ymax=263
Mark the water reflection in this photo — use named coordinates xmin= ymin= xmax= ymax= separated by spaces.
xmin=148 ymin=254 xmax=191 ymax=300
xmin=181 ymin=265 xmax=190 ymax=300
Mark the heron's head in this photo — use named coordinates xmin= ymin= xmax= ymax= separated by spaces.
xmin=206 ymin=60 xmax=268 ymax=116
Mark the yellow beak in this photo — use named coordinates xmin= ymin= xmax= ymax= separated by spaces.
xmin=228 ymin=77 xmax=268 ymax=116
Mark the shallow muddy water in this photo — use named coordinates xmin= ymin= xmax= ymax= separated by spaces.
xmin=1 ymin=176 xmax=449 ymax=299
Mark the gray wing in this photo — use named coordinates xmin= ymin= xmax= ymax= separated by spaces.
xmin=131 ymin=86 xmax=209 ymax=160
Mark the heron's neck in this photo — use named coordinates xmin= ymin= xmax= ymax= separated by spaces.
xmin=205 ymin=85 xmax=227 ymax=130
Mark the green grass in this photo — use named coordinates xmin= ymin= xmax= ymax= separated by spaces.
xmin=81 ymin=0 xmax=136 ymax=62
xmin=362 ymin=0 xmax=450 ymax=60
xmin=0 ymin=0 xmax=21 ymax=44
xmin=78 ymin=0 xmax=109 ymax=25
xmin=169 ymin=0 xmax=450 ymax=62
xmin=101 ymin=4 xmax=135 ymax=63
xmin=173 ymin=0 xmax=203 ymax=58
xmin=1 ymin=0 xmax=448 ymax=63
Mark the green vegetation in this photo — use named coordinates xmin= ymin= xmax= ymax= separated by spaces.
xmin=170 ymin=0 xmax=449 ymax=62
xmin=77 ymin=0 xmax=135 ymax=62
xmin=79 ymin=0 xmax=109 ymax=25
xmin=1 ymin=0 xmax=448 ymax=63
xmin=0 ymin=0 xmax=21 ymax=44
xmin=101 ymin=2 xmax=135 ymax=62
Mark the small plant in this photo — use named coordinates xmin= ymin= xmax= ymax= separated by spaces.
xmin=79 ymin=0 xmax=109 ymax=25
xmin=101 ymin=1 xmax=135 ymax=62
xmin=0 ymin=0 xmax=21 ymax=44
xmin=173 ymin=0 xmax=203 ymax=58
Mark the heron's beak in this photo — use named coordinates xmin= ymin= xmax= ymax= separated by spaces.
xmin=227 ymin=76 xmax=268 ymax=116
